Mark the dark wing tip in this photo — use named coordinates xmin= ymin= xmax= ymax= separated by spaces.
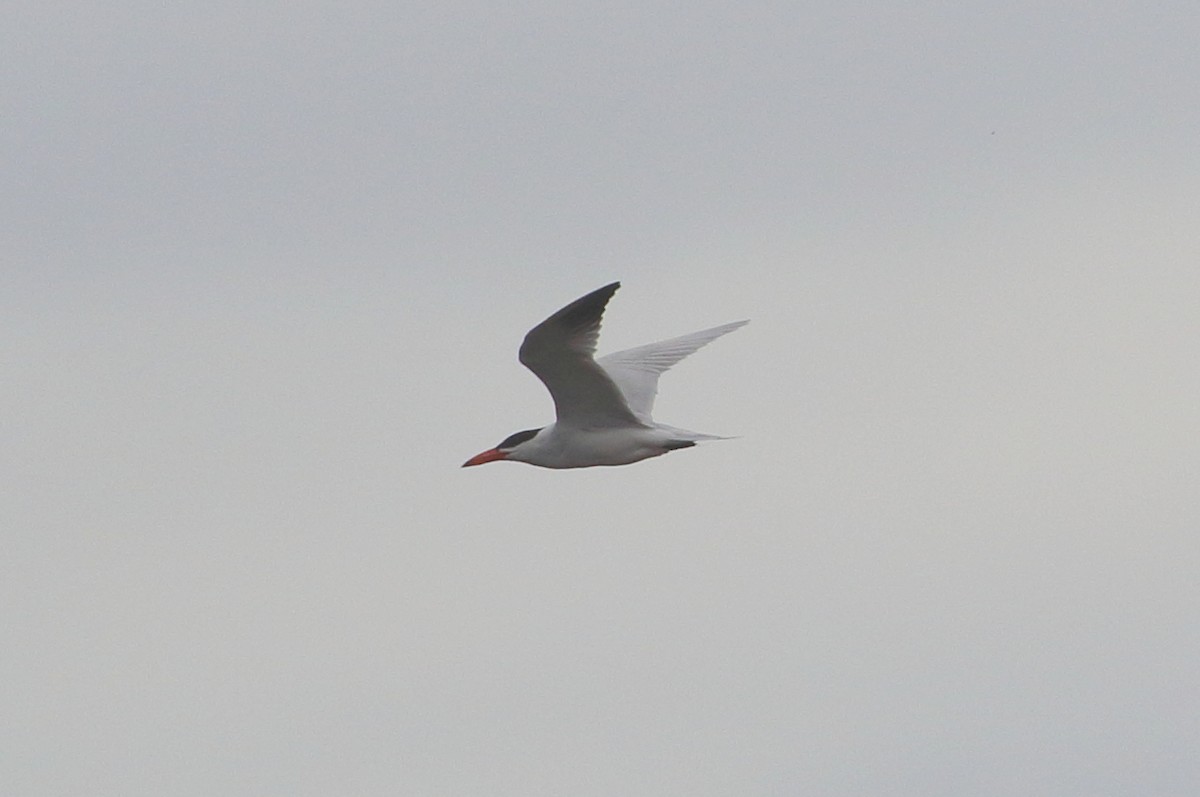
xmin=520 ymin=279 xmax=617 ymax=339
xmin=519 ymin=281 xmax=623 ymax=370
xmin=556 ymin=281 xmax=619 ymax=329
xmin=563 ymin=281 xmax=620 ymax=312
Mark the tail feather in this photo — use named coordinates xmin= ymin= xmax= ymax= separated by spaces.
xmin=655 ymin=423 xmax=734 ymax=443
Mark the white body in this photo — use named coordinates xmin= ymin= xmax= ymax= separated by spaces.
xmin=504 ymin=423 xmax=702 ymax=469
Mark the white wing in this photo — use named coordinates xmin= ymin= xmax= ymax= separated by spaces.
xmin=519 ymin=282 xmax=643 ymax=428
xmin=597 ymin=320 xmax=748 ymax=423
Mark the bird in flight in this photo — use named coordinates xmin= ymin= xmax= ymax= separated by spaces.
xmin=463 ymin=282 xmax=747 ymax=469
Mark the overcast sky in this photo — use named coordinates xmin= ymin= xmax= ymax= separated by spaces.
xmin=4 ymin=3 xmax=1199 ymax=795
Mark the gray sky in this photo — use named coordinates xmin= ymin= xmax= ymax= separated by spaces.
xmin=4 ymin=2 xmax=1199 ymax=795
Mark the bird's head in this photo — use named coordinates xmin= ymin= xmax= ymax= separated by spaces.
xmin=461 ymin=427 xmax=543 ymax=467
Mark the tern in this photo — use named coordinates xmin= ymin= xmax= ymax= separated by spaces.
xmin=463 ymin=282 xmax=747 ymax=469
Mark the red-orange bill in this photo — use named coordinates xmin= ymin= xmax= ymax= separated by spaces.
xmin=462 ymin=448 xmax=507 ymax=467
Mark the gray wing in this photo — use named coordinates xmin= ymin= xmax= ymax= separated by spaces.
xmin=518 ymin=282 xmax=643 ymax=428
xmin=597 ymin=320 xmax=748 ymax=424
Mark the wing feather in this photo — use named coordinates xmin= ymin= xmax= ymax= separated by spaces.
xmin=518 ymin=282 xmax=642 ymax=428
xmin=597 ymin=320 xmax=748 ymax=423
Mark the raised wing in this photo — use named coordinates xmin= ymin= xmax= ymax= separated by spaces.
xmin=597 ymin=320 xmax=748 ymax=423
xmin=518 ymin=282 xmax=643 ymax=428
